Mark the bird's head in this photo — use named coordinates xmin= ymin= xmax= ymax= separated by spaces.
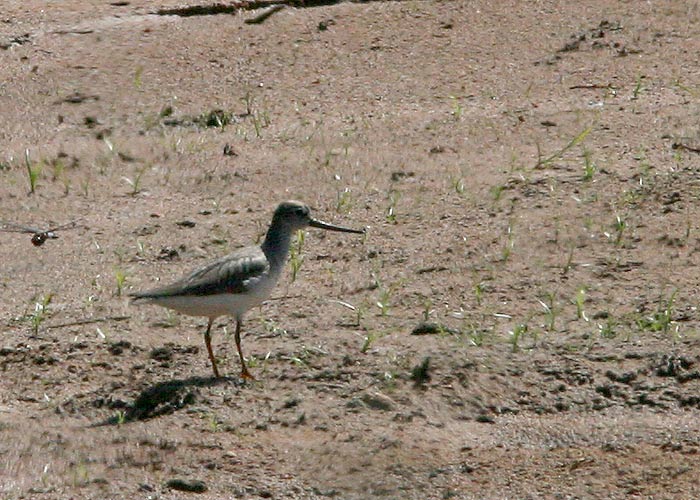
xmin=273 ymin=200 xmax=364 ymax=234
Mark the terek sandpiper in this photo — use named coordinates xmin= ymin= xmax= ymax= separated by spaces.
xmin=130 ymin=200 xmax=364 ymax=379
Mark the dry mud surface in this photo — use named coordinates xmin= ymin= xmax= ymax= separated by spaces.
xmin=2 ymin=1 xmax=700 ymax=498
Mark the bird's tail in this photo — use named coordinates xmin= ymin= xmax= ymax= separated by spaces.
xmin=129 ymin=292 xmax=155 ymax=304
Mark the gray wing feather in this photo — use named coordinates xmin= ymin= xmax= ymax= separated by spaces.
xmin=133 ymin=247 xmax=269 ymax=298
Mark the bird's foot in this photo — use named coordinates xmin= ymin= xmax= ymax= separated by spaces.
xmin=240 ymin=368 xmax=256 ymax=381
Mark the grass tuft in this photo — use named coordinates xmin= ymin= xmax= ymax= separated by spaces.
xmin=29 ymin=294 xmax=53 ymax=334
xmin=536 ymin=125 xmax=593 ymax=169
xmin=25 ymin=149 xmax=41 ymax=195
xmin=114 ymin=268 xmax=127 ymax=296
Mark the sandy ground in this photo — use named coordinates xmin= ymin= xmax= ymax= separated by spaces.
xmin=2 ymin=0 xmax=700 ymax=498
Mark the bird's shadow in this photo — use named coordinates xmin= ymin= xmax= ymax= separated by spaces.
xmin=93 ymin=375 xmax=244 ymax=427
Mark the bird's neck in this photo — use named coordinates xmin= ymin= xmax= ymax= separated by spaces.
xmin=261 ymin=222 xmax=293 ymax=273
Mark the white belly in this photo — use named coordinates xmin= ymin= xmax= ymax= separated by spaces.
xmin=146 ymin=273 xmax=279 ymax=319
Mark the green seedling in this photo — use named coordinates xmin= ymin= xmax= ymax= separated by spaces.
xmin=320 ymin=149 xmax=335 ymax=168
xmin=421 ymin=297 xmax=434 ymax=322
xmin=122 ymin=165 xmax=148 ymax=196
xmin=449 ymin=95 xmax=463 ymax=120
xmin=673 ymin=148 xmax=684 ymax=169
xmin=673 ymin=78 xmax=700 ymax=98
xmin=509 ymin=322 xmax=528 ymax=352
xmin=631 ymin=75 xmax=644 ymax=100
xmin=582 ymin=148 xmax=596 ymax=181
xmin=288 ymin=355 xmax=309 ymax=369
xmin=336 ymin=188 xmax=353 ymax=213
xmin=95 ymin=137 xmax=117 ymax=175
xmin=50 ymin=157 xmax=71 ymax=195
xmin=115 ymin=410 xmax=127 ymax=425
xmin=50 ymin=157 xmax=64 ymax=181
xmin=474 ymin=282 xmax=485 ymax=306
xmin=562 ymin=245 xmax=575 ymax=275
xmin=634 ymin=149 xmax=652 ymax=188
xmin=501 ymin=223 xmax=515 ymax=261
xmin=260 ymin=351 xmax=272 ymax=372
xmin=467 ymin=325 xmax=487 ymax=347
xmin=162 ymin=309 xmax=180 ymax=328
xmin=136 ymin=239 xmax=146 ymax=257
xmin=356 ymin=305 xmax=366 ymax=326
xmin=451 ymin=175 xmax=465 ymax=195
xmin=613 ymin=214 xmax=626 ymax=246
xmin=375 ymin=281 xmax=401 ymax=317
xmin=536 ymin=125 xmax=593 ymax=168
xmin=385 ymin=190 xmax=401 ymax=224
xmin=636 ymin=289 xmax=678 ymax=334
xmin=241 ymin=91 xmax=255 ymax=116
xmin=114 ymin=267 xmax=127 ymax=296
xmin=376 ymin=289 xmax=391 ymax=316
xmin=598 ymin=316 xmax=617 ymax=339
xmin=490 ymin=184 xmax=505 ymax=202
xmin=206 ymin=413 xmax=221 ymax=432
xmin=259 ymin=318 xmax=287 ymax=337
xmin=71 ymin=460 xmax=90 ymax=487
xmin=538 ymin=292 xmax=558 ymax=331
xmin=29 ymin=293 xmax=53 ymax=335
xmin=550 ymin=215 xmax=561 ymax=245
xmin=25 ymin=149 xmax=41 ymax=195
xmin=113 ymin=247 xmax=127 ymax=264
xmin=237 ymin=91 xmax=271 ymax=137
xmin=134 ymin=65 xmax=143 ymax=89
xmin=252 ymin=109 xmax=270 ymax=138
xmin=80 ymin=177 xmax=90 ymax=198
xmin=361 ymin=332 xmax=376 ymax=353
xmin=382 ymin=370 xmax=397 ymax=388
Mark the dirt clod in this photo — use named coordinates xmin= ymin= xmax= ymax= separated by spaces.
xmin=166 ymin=478 xmax=208 ymax=493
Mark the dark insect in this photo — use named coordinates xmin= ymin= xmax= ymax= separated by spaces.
xmin=0 ymin=220 xmax=81 ymax=246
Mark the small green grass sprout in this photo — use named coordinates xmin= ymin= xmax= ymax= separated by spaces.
xmin=25 ymin=149 xmax=42 ymax=195
xmin=114 ymin=267 xmax=127 ymax=296
xmin=536 ymin=125 xmax=593 ymax=168
xmin=29 ymin=293 xmax=53 ymax=334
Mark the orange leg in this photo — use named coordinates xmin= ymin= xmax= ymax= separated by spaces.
xmin=204 ymin=318 xmax=220 ymax=378
xmin=235 ymin=319 xmax=255 ymax=380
